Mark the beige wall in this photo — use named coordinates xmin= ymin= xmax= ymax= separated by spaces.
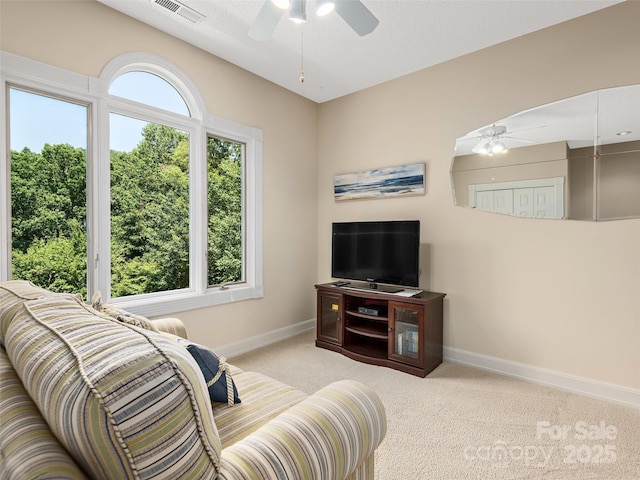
xmin=568 ymin=141 xmax=640 ymax=221
xmin=317 ymin=1 xmax=640 ymax=389
xmin=597 ymin=143 xmax=640 ymax=220
xmin=568 ymin=147 xmax=595 ymax=220
xmin=0 ymin=1 xmax=319 ymax=347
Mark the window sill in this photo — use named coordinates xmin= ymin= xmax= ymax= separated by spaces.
xmin=111 ymin=284 xmax=264 ymax=318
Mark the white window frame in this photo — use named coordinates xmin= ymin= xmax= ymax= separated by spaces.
xmin=0 ymin=51 xmax=263 ymax=317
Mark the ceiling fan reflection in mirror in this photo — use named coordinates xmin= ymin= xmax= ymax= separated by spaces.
xmin=467 ymin=124 xmax=541 ymax=156
xmin=249 ymin=0 xmax=379 ymax=41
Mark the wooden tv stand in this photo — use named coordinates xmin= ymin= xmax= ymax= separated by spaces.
xmin=315 ymin=283 xmax=446 ymax=377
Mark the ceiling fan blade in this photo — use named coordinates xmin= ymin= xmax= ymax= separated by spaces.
xmin=505 ymin=125 xmax=547 ymax=135
xmin=503 ymin=136 xmax=535 ymax=143
xmin=334 ymin=0 xmax=379 ymax=36
xmin=249 ymin=1 xmax=285 ymax=41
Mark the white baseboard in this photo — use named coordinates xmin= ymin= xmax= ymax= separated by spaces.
xmin=215 ymin=322 xmax=638 ymax=409
xmin=217 ymin=318 xmax=315 ymax=360
xmin=444 ymin=346 xmax=639 ymax=409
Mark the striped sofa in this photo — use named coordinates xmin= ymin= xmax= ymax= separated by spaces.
xmin=0 ymin=281 xmax=386 ymax=479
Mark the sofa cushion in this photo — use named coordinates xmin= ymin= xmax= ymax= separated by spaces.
xmin=0 ymin=345 xmax=89 ymax=480
xmin=149 ymin=316 xmax=188 ymax=339
xmin=212 ymin=369 xmax=307 ymax=448
xmin=187 ymin=343 xmax=241 ymax=405
xmin=218 ymin=380 xmax=387 ymax=480
xmin=2 ymin=289 xmax=222 ymax=480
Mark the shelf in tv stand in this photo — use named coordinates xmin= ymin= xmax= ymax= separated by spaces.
xmin=346 ymin=309 xmax=388 ymax=322
xmin=344 ymin=344 xmax=387 ymax=361
xmin=345 ymin=324 xmax=387 ymax=340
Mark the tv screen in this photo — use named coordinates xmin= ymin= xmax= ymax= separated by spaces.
xmin=331 ymin=220 xmax=420 ymax=288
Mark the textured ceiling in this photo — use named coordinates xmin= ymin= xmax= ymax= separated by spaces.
xmin=97 ymin=0 xmax=622 ymax=103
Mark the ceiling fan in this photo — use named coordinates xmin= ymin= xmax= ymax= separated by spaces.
xmin=468 ymin=124 xmax=540 ymax=155
xmin=249 ymin=0 xmax=379 ymax=41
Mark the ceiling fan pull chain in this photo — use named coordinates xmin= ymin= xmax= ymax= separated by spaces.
xmin=299 ymin=22 xmax=305 ymax=84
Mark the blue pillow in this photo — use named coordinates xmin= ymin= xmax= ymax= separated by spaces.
xmin=186 ymin=343 xmax=241 ymax=405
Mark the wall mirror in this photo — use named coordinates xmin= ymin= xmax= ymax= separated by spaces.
xmin=451 ymin=84 xmax=640 ymax=221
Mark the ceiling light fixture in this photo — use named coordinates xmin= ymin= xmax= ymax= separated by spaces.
xmin=616 ymin=130 xmax=632 ymax=136
xmin=316 ymin=0 xmax=335 ymax=16
xmin=250 ymin=0 xmax=379 ymax=42
xmin=474 ymin=138 xmax=508 ymax=155
xmin=289 ymin=0 xmax=306 ymax=23
xmin=470 ymin=125 xmax=512 ymax=155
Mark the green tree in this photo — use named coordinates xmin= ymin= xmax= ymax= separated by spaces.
xmin=12 ymin=221 xmax=87 ymax=296
xmin=11 ymin=144 xmax=86 ymax=251
xmin=110 ymin=123 xmax=190 ymax=297
xmin=10 ymin=124 xmax=243 ymax=298
xmin=11 ymin=144 xmax=87 ymax=295
xmin=207 ymin=137 xmax=242 ymax=285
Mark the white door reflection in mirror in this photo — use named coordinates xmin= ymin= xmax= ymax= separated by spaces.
xmin=469 ymin=178 xmax=564 ymax=219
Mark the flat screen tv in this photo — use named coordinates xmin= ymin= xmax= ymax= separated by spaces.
xmin=331 ymin=220 xmax=420 ymax=290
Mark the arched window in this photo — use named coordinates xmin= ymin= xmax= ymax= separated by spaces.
xmin=107 ymin=70 xmax=194 ymax=299
xmin=109 ymin=71 xmax=190 ymax=116
xmin=1 ymin=52 xmax=263 ymax=316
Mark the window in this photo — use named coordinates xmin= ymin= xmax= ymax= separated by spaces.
xmin=8 ymin=87 xmax=89 ymax=296
xmin=207 ymin=136 xmax=243 ymax=286
xmin=1 ymin=52 xmax=263 ymax=316
xmin=109 ymin=114 xmax=191 ymax=298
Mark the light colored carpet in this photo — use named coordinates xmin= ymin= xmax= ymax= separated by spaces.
xmin=229 ymin=330 xmax=640 ymax=479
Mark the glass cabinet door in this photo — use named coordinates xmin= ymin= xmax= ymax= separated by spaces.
xmin=389 ymin=302 xmax=423 ymax=366
xmin=317 ymin=292 xmax=342 ymax=345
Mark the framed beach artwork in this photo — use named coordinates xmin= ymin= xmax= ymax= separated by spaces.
xmin=334 ymin=162 xmax=425 ymax=201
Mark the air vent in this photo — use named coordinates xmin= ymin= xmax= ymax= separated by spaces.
xmin=151 ymin=0 xmax=205 ymax=24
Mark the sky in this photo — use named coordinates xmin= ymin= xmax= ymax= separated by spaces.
xmin=10 ymin=89 xmax=89 ymax=152
xmin=10 ymin=71 xmax=189 ymax=153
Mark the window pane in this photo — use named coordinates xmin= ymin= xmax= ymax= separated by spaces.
xmin=109 ymin=71 xmax=190 ymax=116
xmin=110 ymin=113 xmax=190 ymax=297
xmin=207 ymin=136 xmax=243 ymax=286
xmin=9 ymin=88 xmax=88 ymax=296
